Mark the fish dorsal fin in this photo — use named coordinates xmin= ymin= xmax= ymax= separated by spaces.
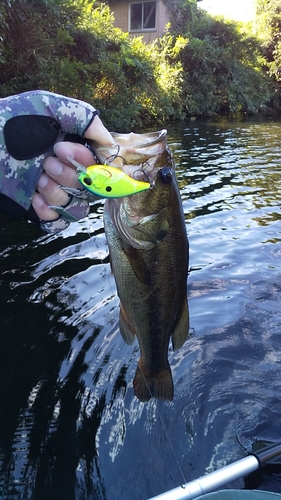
xmin=171 ymin=299 xmax=189 ymax=351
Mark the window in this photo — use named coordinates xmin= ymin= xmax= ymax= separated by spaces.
xmin=129 ymin=1 xmax=156 ymax=31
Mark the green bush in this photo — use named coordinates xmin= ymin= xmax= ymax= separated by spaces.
xmin=0 ymin=0 xmax=280 ymax=126
xmin=177 ymin=10 xmax=275 ymax=115
xmin=0 ymin=0 xmax=186 ymax=129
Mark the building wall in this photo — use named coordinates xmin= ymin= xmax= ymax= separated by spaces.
xmin=109 ymin=0 xmax=170 ymax=43
xmin=111 ymin=1 xmax=129 ymax=32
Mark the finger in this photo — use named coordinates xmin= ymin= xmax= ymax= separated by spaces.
xmin=43 ymin=157 xmax=81 ymax=189
xmin=43 ymin=141 xmax=97 ymax=189
xmin=36 ymin=172 xmax=69 ymax=208
xmin=84 ymin=115 xmax=114 ymax=145
xmin=32 ymin=192 xmax=60 ymax=221
xmin=54 ymin=141 xmax=97 ymax=170
xmin=43 ymin=142 xmax=95 ymax=188
xmin=33 ymin=142 xmax=96 ymax=222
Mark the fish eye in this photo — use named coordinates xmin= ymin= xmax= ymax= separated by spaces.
xmin=158 ymin=167 xmax=172 ymax=184
xmin=106 ymin=186 xmax=112 ymax=192
xmin=84 ymin=176 xmax=92 ymax=186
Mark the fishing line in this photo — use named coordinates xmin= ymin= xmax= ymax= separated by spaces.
xmin=80 ymin=151 xmax=186 ymax=484
xmin=133 ymin=161 xmax=154 ymax=186
xmin=101 ymin=144 xmax=127 ymax=166
xmin=157 ymin=411 xmax=188 ymax=486
xmin=84 ymin=218 xmax=187 ymax=485
xmin=137 ymin=364 xmax=188 ymax=486
xmin=86 ymin=142 xmax=127 ymax=167
xmin=84 ymin=223 xmax=117 ymax=304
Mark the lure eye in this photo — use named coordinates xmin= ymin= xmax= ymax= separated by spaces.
xmin=106 ymin=186 xmax=112 ymax=192
xmin=158 ymin=167 xmax=172 ymax=185
xmin=83 ymin=176 xmax=92 ymax=186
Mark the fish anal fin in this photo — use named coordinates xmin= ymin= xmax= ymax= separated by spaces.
xmin=122 ymin=245 xmax=151 ymax=286
xmin=119 ymin=306 xmax=135 ymax=345
xmin=172 ymin=299 xmax=189 ymax=351
xmin=133 ymin=361 xmax=174 ymax=402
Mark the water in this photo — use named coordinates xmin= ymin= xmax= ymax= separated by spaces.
xmin=0 ymin=117 xmax=281 ymax=500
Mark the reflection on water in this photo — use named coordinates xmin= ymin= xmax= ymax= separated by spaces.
xmin=1 ymin=118 xmax=281 ymax=499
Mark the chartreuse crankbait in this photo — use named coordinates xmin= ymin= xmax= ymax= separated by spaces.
xmin=67 ymin=157 xmax=151 ymax=198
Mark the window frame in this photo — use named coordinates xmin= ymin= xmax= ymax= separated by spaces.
xmin=129 ymin=1 xmax=157 ymax=32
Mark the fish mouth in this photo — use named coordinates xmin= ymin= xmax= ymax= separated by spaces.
xmin=91 ymin=129 xmax=168 ymax=184
xmin=110 ymin=129 xmax=167 ymax=149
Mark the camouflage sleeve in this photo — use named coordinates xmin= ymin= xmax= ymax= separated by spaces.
xmin=0 ymin=90 xmax=98 ymax=212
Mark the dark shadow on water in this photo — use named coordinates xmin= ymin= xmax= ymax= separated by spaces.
xmin=1 ymin=119 xmax=281 ymax=498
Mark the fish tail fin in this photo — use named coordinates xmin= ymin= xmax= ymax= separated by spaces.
xmin=133 ymin=361 xmax=174 ymax=402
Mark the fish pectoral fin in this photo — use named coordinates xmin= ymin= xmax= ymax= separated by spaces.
xmin=122 ymin=245 xmax=152 ymax=286
xmin=133 ymin=362 xmax=174 ymax=402
xmin=119 ymin=306 xmax=136 ymax=345
xmin=171 ymin=299 xmax=189 ymax=351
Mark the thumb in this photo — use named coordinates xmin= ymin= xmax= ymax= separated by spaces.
xmin=85 ymin=115 xmax=115 ymax=146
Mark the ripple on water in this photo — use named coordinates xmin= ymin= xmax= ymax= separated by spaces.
xmin=1 ymin=119 xmax=281 ymax=498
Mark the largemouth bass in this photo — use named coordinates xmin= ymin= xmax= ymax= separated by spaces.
xmin=94 ymin=130 xmax=189 ymax=402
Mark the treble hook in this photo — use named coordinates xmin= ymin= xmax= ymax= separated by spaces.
xmin=102 ymin=145 xmax=127 ymax=166
xmin=133 ymin=162 xmax=155 ymax=188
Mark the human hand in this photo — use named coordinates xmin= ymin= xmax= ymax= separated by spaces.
xmin=0 ymin=90 xmax=114 ymax=233
xmin=31 ymin=114 xmax=114 ymax=233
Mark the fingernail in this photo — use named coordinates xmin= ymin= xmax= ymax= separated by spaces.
xmin=37 ymin=173 xmax=49 ymax=189
xmin=53 ymin=142 xmax=72 ymax=159
xmin=32 ymin=193 xmax=45 ymax=209
xmin=44 ymin=157 xmax=63 ymax=176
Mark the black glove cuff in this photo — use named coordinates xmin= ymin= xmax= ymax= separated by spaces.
xmin=0 ymin=193 xmax=39 ymax=223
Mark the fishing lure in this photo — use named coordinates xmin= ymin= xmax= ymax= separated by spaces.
xmin=67 ymin=157 xmax=151 ymax=198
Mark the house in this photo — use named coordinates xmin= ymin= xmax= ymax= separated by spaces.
xmin=106 ymin=0 xmax=203 ymax=43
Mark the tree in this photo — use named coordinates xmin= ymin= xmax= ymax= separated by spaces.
xmin=255 ymin=0 xmax=281 ymax=91
xmin=173 ymin=8 xmax=276 ymax=115
xmin=1 ymin=0 xmax=280 ymax=126
xmin=0 ymin=0 xmax=186 ymax=129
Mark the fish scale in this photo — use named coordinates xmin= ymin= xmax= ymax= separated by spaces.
xmin=96 ymin=129 xmax=189 ymax=402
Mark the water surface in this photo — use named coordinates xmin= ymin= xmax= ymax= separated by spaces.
xmin=0 ymin=117 xmax=281 ymax=499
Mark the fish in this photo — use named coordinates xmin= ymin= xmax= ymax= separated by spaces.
xmin=93 ymin=130 xmax=189 ymax=402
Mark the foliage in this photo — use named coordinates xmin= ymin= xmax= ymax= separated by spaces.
xmin=0 ymin=0 xmax=280 ymax=127
xmin=132 ymin=27 xmax=188 ymax=122
xmin=162 ymin=0 xmax=198 ymax=35
xmin=174 ymin=9 xmax=275 ymax=115
xmin=0 ymin=0 xmax=186 ymax=130
xmin=255 ymin=0 xmax=281 ymax=97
